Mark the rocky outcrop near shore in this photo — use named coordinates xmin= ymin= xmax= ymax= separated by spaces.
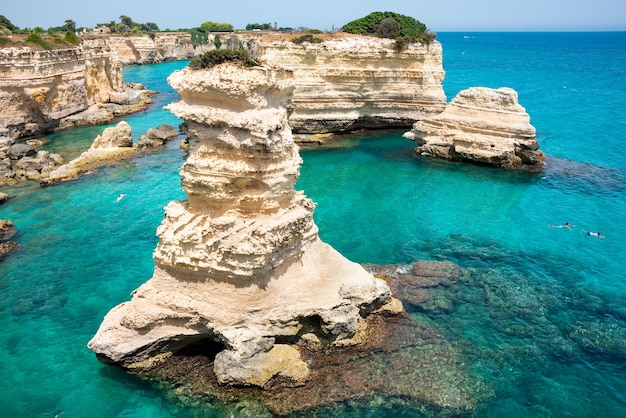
xmin=0 ymin=135 xmax=65 ymax=185
xmin=88 ymin=63 xmax=398 ymax=387
xmin=42 ymin=121 xmax=134 ymax=184
xmin=257 ymin=35 xmax=446 ymax=138
xmin=42 ymin=121 xmax=178 ymax=185
xmin=0 ymin=39 xmax=154 ymax=138
xmin=403 ymin=87 xmax=544 ymax=169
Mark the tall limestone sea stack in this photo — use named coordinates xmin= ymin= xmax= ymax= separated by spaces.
xmin=88 ymin=63 xmax=396 ymax=387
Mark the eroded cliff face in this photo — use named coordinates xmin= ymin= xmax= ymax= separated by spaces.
xmin=88 ymin=64 xmax=397 ymax=387
xmin=404 ymin=87 xmax=545 ymax=170
xmin=0 ymin=39 xmax=150 ymax=138
xmin=1 ymin=32 xmax=447 ymax=139
xmin=257 ymin=35 xmax=446 ymax=136
xmin=107 ymin=33 xmax=211 ymax=65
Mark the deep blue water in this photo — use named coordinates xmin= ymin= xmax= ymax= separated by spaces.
xmin=1 ymin=32 xmax=626 ymax=417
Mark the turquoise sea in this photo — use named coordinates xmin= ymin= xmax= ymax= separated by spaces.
xmin=1 ymin=32 xmax=625 ymax=417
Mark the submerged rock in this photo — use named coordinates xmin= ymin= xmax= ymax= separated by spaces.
xmin=0 ymin=241 xmax=19 ymax=260
xmin=0 ymin=220 xmax=19 ymax=261
xmin=404 ymin=87 xmax=545 ymax=170
xmin=128 ymin=260 xmax=490 ymax=416
xmin=88 ymin=63 xmax=397 ymax=388
xmin=0 ymin=219 xmax=17 ymax=240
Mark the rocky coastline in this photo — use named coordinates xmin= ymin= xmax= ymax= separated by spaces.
xmin=43 ymin=121 xmax=179 ymax=185
xmin=0 ymin=32 xmax=544 ymax=171
xmin=0 ymin=32 xmax=447 ymax=141
xmin=0 ymin=37 xmax=155 ymax=139
xmin=0 ymin=28 xmax=550 ymax=414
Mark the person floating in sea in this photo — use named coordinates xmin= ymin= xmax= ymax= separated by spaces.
xmin=116 ymin=193 xmax=126 ymax=202
xmin=550 ymin=222 xmax=571 ymax=229
xmin=587 ymin=231 xmax=605 ymax=238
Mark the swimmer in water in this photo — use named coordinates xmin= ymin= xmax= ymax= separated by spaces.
xmin=550 ymin=222 xmax=571 ymax=229
xmin=116 ymin=193 xmax=126 ymax=202
xmin=587 ymin=231 xmax=605 ymax=238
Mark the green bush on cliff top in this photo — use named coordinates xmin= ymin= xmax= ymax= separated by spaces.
xmin=189 ymin=49 xmax=260 ymax=70
xmin=25 ymin=32 xmax=52 ymax=50
xmin=292 ymin=34 xmax=323 ymax=45
xmin=63 ymin=30 xmax=79 ymax=44
xmin=342 ymin=11 xmax=436 ymax=51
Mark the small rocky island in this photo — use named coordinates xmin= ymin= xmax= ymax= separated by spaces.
xmin=404 ymin=87 xmax=545 ymax=170
xmin=88 ymin=62 xmax=400 ymax=387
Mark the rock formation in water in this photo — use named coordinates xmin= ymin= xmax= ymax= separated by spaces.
xmin=0 ymin=39 xmax=154 ymax=138
xmin=44 ymin=121 xmax=134 ymax=184
xmin=88 ymin=63 xmax=398 ymax=387
xmin=136 ymin=124 xmax=179 ymax=148
xmin=257 ymin=34 xmax=446 ymax=139
xmin=403 ymin=87 xmax=544 ymax=169
xmin=42 ymin=121 xmax=178 ymax=185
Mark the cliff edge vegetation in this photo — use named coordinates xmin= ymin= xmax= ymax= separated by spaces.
xmin=342 ymin=11 xmax=437 ymax=51
xmin=189 ymin=49 xmax=259 ymax=69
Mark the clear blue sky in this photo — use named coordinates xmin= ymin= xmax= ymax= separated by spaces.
xmin=3 ymin=0 xmax=626 ymax=32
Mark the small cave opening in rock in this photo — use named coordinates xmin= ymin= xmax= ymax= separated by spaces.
xmin=171 ymin=335 xmax=226 ymax=361
xmin=269 ymin=315 xmax=327 ymax=346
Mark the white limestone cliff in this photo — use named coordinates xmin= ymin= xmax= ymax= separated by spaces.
xmin=0 ymin=39 xmax=153 ymax=138
xmin=257 ymin=34 xmax=446 ymax=137
xmin=1 ymin=32 xmax=446 ymax=140
xmin=403 ymin=87 xmax=544 ymax=169
xmin=106 ymin=33 xmax=211 ymax=65
xmin=88 ymin=64 xmax=397 ymax=387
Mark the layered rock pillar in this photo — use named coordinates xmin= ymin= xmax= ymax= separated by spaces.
xmin=88 ymin=63 xmax=394 ymax=387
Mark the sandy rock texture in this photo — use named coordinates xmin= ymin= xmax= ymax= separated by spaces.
xmin=404 ymin=87 xmax=544 ymax=169
xmin=88 ymin=63 xmax=397 ymax=387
